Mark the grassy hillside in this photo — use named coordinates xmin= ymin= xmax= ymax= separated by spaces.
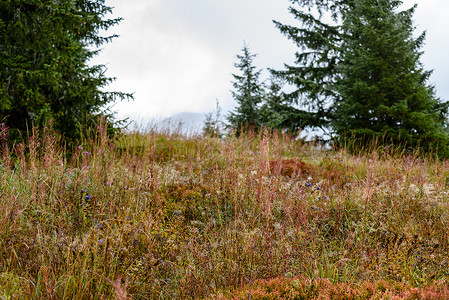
xmin=1 ymin=123 xmax=449 ymax=299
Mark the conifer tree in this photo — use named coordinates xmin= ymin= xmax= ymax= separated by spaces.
xmin=260 ymin=76 xmax=301 ymax=134
xmin=273 ymin=0 xmax=449 ymax=154
xmin=227 ymin=44 xmax=265 ymax=135
xmin=332 ymin=0 xmax=449 ymax=153
xmin=271 ymin=0 xmax=343 ymax=132
xmin=0 ymin=0 xmax=132 ymax=143
xmin=260 ymin=77 xmax=285 ymax=130
xmin=203 ymin=99 xmax=222 ymax=138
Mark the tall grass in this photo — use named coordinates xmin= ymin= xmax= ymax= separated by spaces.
xmin=0 ymin=123 xmax=448 ymax=299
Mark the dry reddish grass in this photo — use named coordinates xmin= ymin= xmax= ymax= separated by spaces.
xmin=1 ymin=125 xmax=449 ymax=299
xmin=269 ymin=158 xmax=313 ymax=177
xmin=210 ymin=276 xmax=449 ymax=299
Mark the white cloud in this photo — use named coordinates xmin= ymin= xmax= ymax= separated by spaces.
xmin=96 ymin=0 xmax=235 ymax=119
xmin=95 ymin=0 xmax=449 ymax=122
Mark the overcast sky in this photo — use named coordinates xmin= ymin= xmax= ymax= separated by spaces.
xmin=92 ymin=0 xmax=449 ymax=122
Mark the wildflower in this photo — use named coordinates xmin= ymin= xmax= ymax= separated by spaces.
xmin=78 ymin=145 xmax=83 ymax=150
xmin=306 ymin=183 xmax=312 ymax=187
xmin=316 ymin=186 xmax=321 ymax=190
xmin=173 ymin=211 xmax=179 ymax=216
xmin=99 ymin=239 xmax=104 ymax=244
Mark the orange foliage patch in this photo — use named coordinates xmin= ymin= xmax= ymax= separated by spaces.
xmin=269 ymin=158 xmax=348 ymax=187
xmin=212 ymin=276 xmax=449 ymax=300
xmin=269 ymin=159 xmax=313 ymax=177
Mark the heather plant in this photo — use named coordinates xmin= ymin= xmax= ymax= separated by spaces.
xmin=0 ymin=123 xmax=449 ymax=299
xmin=210 ymin=276 xmax=449 ymax=299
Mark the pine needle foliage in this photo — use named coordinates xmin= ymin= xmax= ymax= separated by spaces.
xmin=272 ymin=0 xmax=449 ymax=155
xmin=333 ymin=0 xmax=449 ymax=155
xmin=227 ymin=43 xmax=265 ymax=135
xmin=260 ymin=76 xmax=300 ymax=135
xmin=0 ymin=0 xmax=133 ymax=144
xmin=271 ymin=0 xmax=342 ymax=132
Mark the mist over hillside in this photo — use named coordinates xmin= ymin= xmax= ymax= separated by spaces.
xmin=159 ymin=111 xmax=324 ymax=140
xmin=160 ymin=112 xmax=207 ymax=134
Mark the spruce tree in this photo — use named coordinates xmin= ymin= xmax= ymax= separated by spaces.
xmin=273 ymin=0 xmax=449 ymax=154
xmin=227 ymin=44 xmax=265 ymax=135
xmin=332 ymin=0 xmax=449 ymax=153
xmin=260 ymin=76 xmax=303 ymax=134
xmin=260 ymin=76 xmax=286 ymax=130
xmin=203 ymin=99 xmax=222 ymax=138
xmin=271 ymin=0 xmax=343 ymax=132
xmin=0 ymin=0 xmax=132 ymax=143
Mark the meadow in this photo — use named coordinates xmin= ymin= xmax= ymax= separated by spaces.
xmin=1 ymin=122 xmax=449 ymax=299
